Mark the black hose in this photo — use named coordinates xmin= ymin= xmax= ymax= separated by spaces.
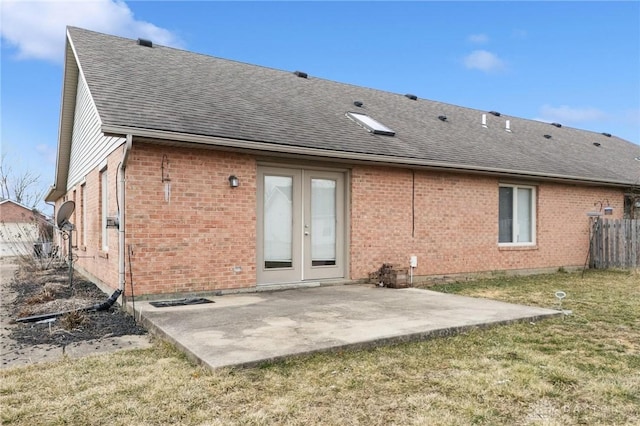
xmin=86 ymin=289 xmax=123 ymax=312
xmin=14 ymin=311 xmax=63 ymax=323
xmin=14 ymin=289 xmax=123 ymax=323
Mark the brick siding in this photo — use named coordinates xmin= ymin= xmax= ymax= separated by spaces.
xmin=0 ymin=201 xmax=39 ymax=223
xmin=61 ymin=143 xmax=625 ymax=296
xmin=350 ymin=165 xmax=624 ymax=279
xmin=60 ymin=148 xmax=121 ymax=289
xmin=123 ymin=143 xmax=256 ymax=295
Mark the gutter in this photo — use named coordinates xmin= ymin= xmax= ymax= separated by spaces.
xmin=102 ymin=124 xmax=637 ymax=188
xmin=118 ymin=135 xmax=133 ymax=292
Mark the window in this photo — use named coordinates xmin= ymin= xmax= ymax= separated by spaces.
xmin=499 ymin=184 xmax=536 ymax=245
xmin=72 ymin=190 xmax=77 ymax=247
xmin=101 ymin=168 xmax=108 ymax=251
xmin=624 ymin=194 xmax=640 ymax=219
xmin=81 ymin=183 xmax=87 ymax=247
xmin=346 ymin=112 xmax=395 ymax=136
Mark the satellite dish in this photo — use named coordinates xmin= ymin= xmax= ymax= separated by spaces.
xmin=56 ymin=200 xmax=75 ymax=230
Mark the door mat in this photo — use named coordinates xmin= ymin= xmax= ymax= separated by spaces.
xmin=149 ymin=298 xmax=214 ymax=308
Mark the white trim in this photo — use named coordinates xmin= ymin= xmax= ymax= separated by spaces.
xmin=257 ymin=164 xmax=347 ymax=285
xmin=101 ymin=168 xmax=108 ymax=251
xmin=81 ymin=182 xmax=87 ymax=247
xmin=498 ymin=183 xmax=537 ymax=246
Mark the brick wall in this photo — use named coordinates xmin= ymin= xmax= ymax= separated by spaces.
xmin=0 ymin=201 xmax=49 ymax=256
xmin=124 ymin=143 xmax=256 ymax=295
xmin=0 ymin=201 xmax=38 ymax=223
xmin=62 ymin=147 xmax=121 ymax=290
xmin=349 ymin=165 xmax=625 ymax=280
xmin=62 ymin=142 xmax=626 ymax=296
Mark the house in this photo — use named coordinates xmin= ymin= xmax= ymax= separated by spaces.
xmin=45 ymin=27 xmax=640 ymax=297
xmin=0 ymin=199 xmax=52 ymax=257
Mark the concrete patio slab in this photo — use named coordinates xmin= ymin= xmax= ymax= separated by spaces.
xmin=136 ymin=285 xmax=561 ymax=369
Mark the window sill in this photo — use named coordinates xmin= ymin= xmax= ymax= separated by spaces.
xmin=98 ymin=251 xmax=109 ymax=259
xmin=498 ymin=245 xmax=538 ymax=251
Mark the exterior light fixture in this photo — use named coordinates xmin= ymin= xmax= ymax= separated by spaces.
xmin=228 ymin=175 xmax=239 ymax=188
xmin=594 ymin=200 xmax=612 ymax=215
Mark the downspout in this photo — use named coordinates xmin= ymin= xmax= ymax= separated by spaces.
xmin=118 ymin=135 xmax=133 ymax=292
xmin=45 ymin=200 xmax=57 ymax=249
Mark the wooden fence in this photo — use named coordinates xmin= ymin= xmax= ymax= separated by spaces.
xmin=590 ymin=218 xmax=639 ymax=269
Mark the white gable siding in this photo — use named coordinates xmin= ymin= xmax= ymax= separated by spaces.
xmin=67 ymin=75 xmax=125 ymax=188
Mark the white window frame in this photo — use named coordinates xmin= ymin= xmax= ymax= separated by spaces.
xmin=498 ymin=184 xmax=536 ymax=246
xmin=101 ymin=167 xmax=108 ymax=251
xmin=81 ymin=183 xmax=87 ymax=247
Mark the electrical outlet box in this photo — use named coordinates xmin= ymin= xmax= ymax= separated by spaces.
xmin=410 ymin=255 xmax=418 ymax=268
xmin=106 ymin=216 xmax=120 ymax=228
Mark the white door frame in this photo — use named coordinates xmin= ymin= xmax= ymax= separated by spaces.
xmin=257 ymin=165 xmax=346 ymax=285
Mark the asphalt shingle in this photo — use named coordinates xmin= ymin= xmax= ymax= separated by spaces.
xmin=68 ymin=27 xmax=640 ymax=186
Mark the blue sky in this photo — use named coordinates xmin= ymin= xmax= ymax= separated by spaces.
xmin=2 ymin=1 xmax=639 ymax=213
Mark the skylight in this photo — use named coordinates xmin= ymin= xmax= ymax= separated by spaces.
xmin=346 ymin=112 xmax=395 ymax=136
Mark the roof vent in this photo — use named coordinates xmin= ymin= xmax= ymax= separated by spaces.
xmin=481 ymin=114 xmax=487 ymax=128
xmin=551 ymin=123 xmax=562 ymax=128
xmin=438 ymin=115 xmax=448 ymax=122
xmin=353 ymin=101 xmax=363 ymax=107
xmin=505 ymin=120 xmax=512 ymax=132
xmin=543 ymin=134 xmax=552 ymax=139
xmin=601 ymin=132 xmax=611 ymax=137
xmin=293 ymin=71 xmax=308 ymax=79
xmin=137 ymin=38 xmax=153 ymax=48
xmin=593 ymin=142 xmax=601 ymax=147
xmin=405 ymin=94 xmax=418 ymax=100
xmin=489 ymin=111 xmax=501 ymax=117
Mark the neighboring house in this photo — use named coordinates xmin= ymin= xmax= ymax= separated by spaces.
xmin=0 ymin=200 xmax=52 ymax=257
xmin=45 ymin=27 xmax=640 ymax=297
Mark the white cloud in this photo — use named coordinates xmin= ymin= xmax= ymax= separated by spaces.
xmin=468 ymin=34 xmax=489 ymax=44
xmin=463 ymin=50 xmax=506 ymax=73
xmin=0 ymin=0 xmax=182 ymax=63
xmin=538 ymin=105 xmax=607 ymax=123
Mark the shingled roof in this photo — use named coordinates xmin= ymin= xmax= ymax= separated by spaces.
xmin=62 ymin=27 xmax=639 ymax=187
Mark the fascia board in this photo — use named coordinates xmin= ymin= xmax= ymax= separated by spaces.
xmin=102 ymin=124 xmax=635 ymax=188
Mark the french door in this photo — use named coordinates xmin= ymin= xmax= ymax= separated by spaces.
xmin=257 ymin=166 xmax=345 ymax=285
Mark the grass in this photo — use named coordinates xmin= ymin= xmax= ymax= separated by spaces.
xmin=2 ymin=269 xmax=639 ymax=425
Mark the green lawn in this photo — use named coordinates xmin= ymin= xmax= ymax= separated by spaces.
xmin=2 ymin=269 xmax=639 ymax=425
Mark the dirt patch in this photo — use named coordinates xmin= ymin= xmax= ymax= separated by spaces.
xmin=1 ymin=257 xmax=149 ymax=368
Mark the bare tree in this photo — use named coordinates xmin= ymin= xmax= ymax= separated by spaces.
xmin=0 ymin=154 xmax=46 ymax=209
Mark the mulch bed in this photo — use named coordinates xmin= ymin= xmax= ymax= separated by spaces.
xmin=6 ymin=262 xmax=146 ymax=347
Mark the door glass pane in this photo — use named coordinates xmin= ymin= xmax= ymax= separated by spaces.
xmin=517 ymin=188 xmax=532 ymax=242
xmin=498 ymin=187 xmax=513 ymax=243
xmin=311 ymin=179 xmax=336 ymax=266
xmin=264 ymin=176 xmax=293 ymax=268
